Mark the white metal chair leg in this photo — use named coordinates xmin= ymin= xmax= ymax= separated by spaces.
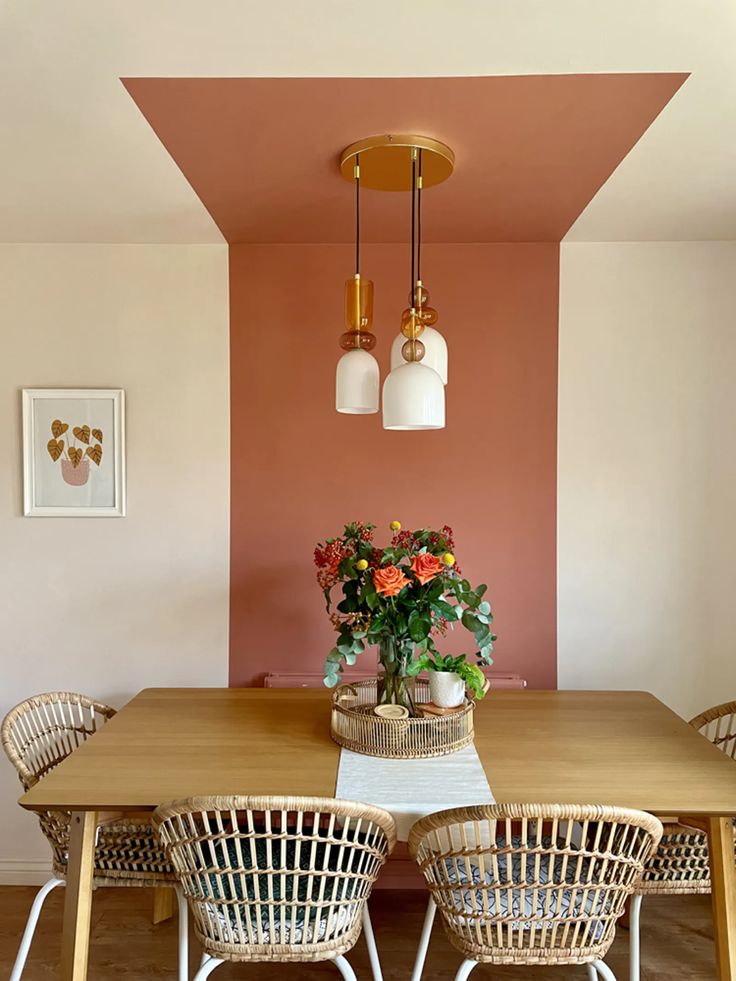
xmin=9 ymin=876 xmax=64 ymax=981
xmin=630 ymin=893 xmax=643 ymax=981
xmin=362 ymin=903 xmax=383 ymax=981
xmin=587 ymin=965 xmax=599 ymax=980
xmin=411 ymin=896 xmax=437 ymax=981
xmin=174 ymin=885 xmax=188 ymax=981
xmin=592 ymin=960 xmax=618 ymax=981
xmin=454 ymin=959 xmax=478 ymax=981
xmin=334 ymin=954 xmax=359 ymax=981
xmin=192 ymin=955 xmax=223 ymax=980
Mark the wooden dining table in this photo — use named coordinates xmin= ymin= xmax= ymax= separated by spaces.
xmin=19 ymin=687 xmax=736 ymax=980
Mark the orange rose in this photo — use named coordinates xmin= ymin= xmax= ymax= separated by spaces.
xmin=411 ymin=553 xmax=444 ymax=585
xmin=373 ymin=565 xmax=410 ymax=597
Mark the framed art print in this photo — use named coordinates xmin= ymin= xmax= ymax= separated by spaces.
xmin=22 ymin=389 xmax=126 ymax=517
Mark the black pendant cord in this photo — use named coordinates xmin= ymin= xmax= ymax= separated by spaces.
xmin=355 ymin=153 xmax=360 ymax=276
xmin=410 ymin=150 xmax=416 ymax=304
xmin=417 ymin=149 xmax=423 ymax=286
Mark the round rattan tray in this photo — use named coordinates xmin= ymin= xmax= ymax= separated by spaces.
xmin=330 ymin=678 xmax=474 ymax=759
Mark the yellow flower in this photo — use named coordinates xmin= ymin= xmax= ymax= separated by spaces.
xmin=442 ymin=552 xmax=455 ymax=566
xmin=390 ymin=520 xmax=401 ymax=531
xmin=355 ymin=558 xmax=368 ymax=572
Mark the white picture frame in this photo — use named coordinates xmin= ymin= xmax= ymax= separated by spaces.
xmin=22 ymin=389 xmax=126 ymax=517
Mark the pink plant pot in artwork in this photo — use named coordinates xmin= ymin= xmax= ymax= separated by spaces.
xmin=61 ymin=458 xmax=90 ymax=486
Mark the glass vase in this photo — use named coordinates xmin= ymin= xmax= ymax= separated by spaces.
xmin=376 ymin=636 xmax=417 ymax=716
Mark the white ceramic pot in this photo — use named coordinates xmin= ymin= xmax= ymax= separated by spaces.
xmin=428 ymin=670 xmax=465 ymax=708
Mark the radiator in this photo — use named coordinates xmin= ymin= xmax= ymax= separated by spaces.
xmin=263 ymin=671 xmax=527 ymax=689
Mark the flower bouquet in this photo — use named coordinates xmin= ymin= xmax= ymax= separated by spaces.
xmin=315 ymin=521 xmax=495 ymax=716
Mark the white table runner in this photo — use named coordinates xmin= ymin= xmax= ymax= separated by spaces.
xmin=336 ymin=745 xmax=494 ymax=841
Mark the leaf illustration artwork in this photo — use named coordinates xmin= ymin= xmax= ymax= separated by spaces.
xmin=47 ymin=438 xmax=64 ymax=462
xmin=86 ymin=443 xmax=102 ymax=466
xmin=73 ymin=425 xmax=90 ymax=444
xmin=91 ymin=428 xmax=103 ymax=443
xmin=68 ymin=446 xmax=83 ymax=468
xmin=51 ymin=420 xmax=68 ymax=438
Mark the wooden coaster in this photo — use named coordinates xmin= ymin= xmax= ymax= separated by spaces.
xmin=418 ymin=701 xmax=466 ymax=717
xmin=373 ymin=703 xmax=410 ymax=720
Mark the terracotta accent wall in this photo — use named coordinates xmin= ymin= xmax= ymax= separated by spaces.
xmin=124 ymin=73 xmax=688 ymax=243
xmin=230 ymin=243 xmax=558 ymax=688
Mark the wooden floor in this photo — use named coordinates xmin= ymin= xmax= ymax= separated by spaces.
xmin=0 ymin=886 xmax=717 ymax=979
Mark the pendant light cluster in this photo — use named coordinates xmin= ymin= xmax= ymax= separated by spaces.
xmin=335 ymin=135 xmax=452 ymax=430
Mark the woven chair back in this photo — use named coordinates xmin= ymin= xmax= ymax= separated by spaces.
xmin=408 ymin=802 xmax=662 ymax=966
xmin=154 ymin=795 xmax=396 ymax=961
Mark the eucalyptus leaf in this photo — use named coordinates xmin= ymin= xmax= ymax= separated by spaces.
xmin=461 ymin=610 xmax=478 ymax=631
xmin=431 ymin=599 xmax=457 ymax=621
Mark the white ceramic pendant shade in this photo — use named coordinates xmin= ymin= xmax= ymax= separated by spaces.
xmin=336 ymin=349 xmax=379 ymax=414
xmin=390 ymin=325 xmax=448 ymax=384
xmin=382 ymin=361 xmax=445 ymax=430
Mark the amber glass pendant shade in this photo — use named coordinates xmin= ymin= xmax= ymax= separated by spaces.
xmin=345 ymin=275 xmax=374 ymax=332
xmin=340 ymin=276 xmax=376 ymax=351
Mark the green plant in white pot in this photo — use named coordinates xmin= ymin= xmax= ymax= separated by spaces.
xmin=408 ymin=652 xmax=489 ymax=708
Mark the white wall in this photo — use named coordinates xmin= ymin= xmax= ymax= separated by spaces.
xmin=558 ymin=242 xmax=736 ymax=719
xmin=0 ymin=244 xmax=230 ymax=881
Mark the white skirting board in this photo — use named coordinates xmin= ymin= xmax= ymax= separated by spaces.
xmin=0 ymin=861 xmax=53 ymax=886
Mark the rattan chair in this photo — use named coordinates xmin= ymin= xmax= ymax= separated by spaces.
xmin=1 ymin=692 xmax=187 ymax=981
xmin=630 ymin=699 xmax=736 ymax=981
xmin=408 ymin=803 xmax=662 ymax=981
xmin=153 ymin=795 xmax=396 ymax=981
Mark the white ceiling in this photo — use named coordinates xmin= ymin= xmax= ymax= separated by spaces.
xmin=1 ymin=0 xmax=735 ymax=243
